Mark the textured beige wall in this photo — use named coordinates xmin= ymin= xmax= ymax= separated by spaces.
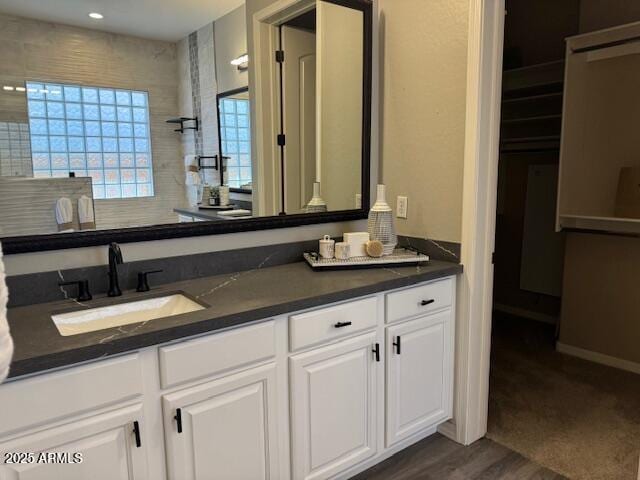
xmin=378 ymin=0 xmax=468 ymax=243
xmin=0 ymin=13 xmax=185 ymax=230
xmin=579 ymin=0 xmax=640 ymax=33
xmin=560 ymin=233 xmax=640 ymax=364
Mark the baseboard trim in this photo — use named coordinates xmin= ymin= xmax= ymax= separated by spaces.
xmin=556 ymin=342 xmax=640 ymax=375
xmin=493 ymin=303 xmax=557 ymax=325
xmin=437 ymin=420 xmax=457 ymax=443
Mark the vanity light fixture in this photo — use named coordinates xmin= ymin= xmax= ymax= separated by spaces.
xmin=230 ymin=54 xmax=249 ymax=71
xmin=88 ymin=12 xmax=104 ymax=19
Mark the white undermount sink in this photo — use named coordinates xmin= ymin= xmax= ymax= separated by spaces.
xmin=52 ymin=294 xmax=205 ymax=336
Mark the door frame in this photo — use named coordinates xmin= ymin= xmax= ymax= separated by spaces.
xmin=438 ymin=0 xmax=505 ymax=445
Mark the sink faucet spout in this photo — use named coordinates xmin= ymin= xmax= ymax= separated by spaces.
xmin=108 ymin=242 xmax=124 ymax=297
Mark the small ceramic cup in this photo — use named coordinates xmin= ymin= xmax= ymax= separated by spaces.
xmin=319 ymin=235 xmax=335 ymax=259
xmin=335 ymin=242 xmax=350 ymax=260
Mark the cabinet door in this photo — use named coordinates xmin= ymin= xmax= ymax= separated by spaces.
xmin=0 ymin=404 xmax=148 ymax=480
xmin=386 ymin=309 xmax=453 ymax=447
xmin=290 ymin=332 xmax=379 ymax=480
xmin=163 ymin=363 xmax=280 ymax=480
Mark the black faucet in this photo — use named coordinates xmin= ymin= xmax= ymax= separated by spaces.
xmin=107 ymin=242 xmax=124 ymax=297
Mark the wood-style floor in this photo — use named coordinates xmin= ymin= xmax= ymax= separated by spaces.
xmin=351 ymin=434 xmax=566 ymax=480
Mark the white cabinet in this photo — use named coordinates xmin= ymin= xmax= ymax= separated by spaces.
xmin=290 ymin=332 xmax=379 ymax=480
xmin=0 ymin=404 xmax=148 ymax=480
xmin=162 ymin=363 xmax=281 ymax=480
xmin=0 ymin=276 xmax=457 ymax=480
xmin=385 ymin=310 xmax=453 ymax=447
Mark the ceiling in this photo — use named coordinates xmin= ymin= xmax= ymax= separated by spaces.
xmin=0 ymin=0 xmax=245 ymax=42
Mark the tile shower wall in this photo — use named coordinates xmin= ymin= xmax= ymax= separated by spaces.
xmin=178 ymin=23 xmax=221 ymax=185
xmin=0 ymin=122 xmax=32 ymax=177
xmin=0 ymin=13 xmax=186 ymax=230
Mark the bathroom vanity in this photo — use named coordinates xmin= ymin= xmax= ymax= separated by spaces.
xmin=0 ymin=261 xmax=460 ymax=480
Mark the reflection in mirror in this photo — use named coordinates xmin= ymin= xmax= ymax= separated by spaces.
xmin=0 ymin=0 xmax=370 ymax=242
xmin=217 ymin=88 xmax=252 ymax=191
xmin=256 ymin=0 xmax=365 ymax=216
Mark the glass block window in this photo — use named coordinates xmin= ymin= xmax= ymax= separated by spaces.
xmin=219 ymin=97 xmax=252 ymax=189
xmin=0 ymin=122 xmax=32 ymax=177
xmin=25 ymin=82 xmax=154 ymax=199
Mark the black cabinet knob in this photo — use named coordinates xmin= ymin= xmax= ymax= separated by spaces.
xmin=393 ymin=336 xmax=402 ymax=354
xmin=372 ymin=343 xmax=381 ymax=362
xmin=174 ymin=408 xmax=183 ymax=433
xmin=133 ymin=421 xmax=142 ymax=448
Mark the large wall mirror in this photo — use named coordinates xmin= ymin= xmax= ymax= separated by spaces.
xmin=0 ymin=0 xmax=371 ymax=254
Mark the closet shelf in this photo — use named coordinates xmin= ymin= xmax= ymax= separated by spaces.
xmin=501 ymin=114 xmax=562 ymax=124
xmin=502 ymin=92 xmax=563 ymax=104
xmin=559 ymin=214 xmax=640 ymax=235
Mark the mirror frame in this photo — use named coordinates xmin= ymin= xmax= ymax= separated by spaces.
xmin=0 ymin=0 xmax=372 ymax=255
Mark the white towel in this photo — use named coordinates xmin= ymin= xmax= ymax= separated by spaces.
xmin=0 ymin=243 xmax=14 ymax=383
xmin=78 ymin=195 xmax=95 ymax=230
xmin=55 ymin=197 xmax=74 ymax=232
xmin=185 ymin=155 xmax=201 ymax=186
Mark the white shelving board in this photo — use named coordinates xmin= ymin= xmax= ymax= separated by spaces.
xmin=556 ymin=21 xmax=640 ymax=236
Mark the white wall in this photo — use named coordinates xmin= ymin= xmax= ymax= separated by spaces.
xmin=2 ymin=219 xmax=366 ymax=275
xmin=318 ymin=1 xmax=364 ymax=212
xmin=215 ymin=5 xmax=249 ymax=93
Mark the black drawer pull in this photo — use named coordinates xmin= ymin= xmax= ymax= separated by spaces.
xmin=174 ymin=408 xmax=183 ymax=433
xmin=133 ymin=421 xmax=142 ymax=448
xmin=334 ymin=321 xmax=352 ymax=328
xmin=393 ymin=336 xmax=402 ymax=354
xmin=372 ymin=343 xmax=381 ymax=362
xmin=421 ymin=299 xmax=435 ymax=306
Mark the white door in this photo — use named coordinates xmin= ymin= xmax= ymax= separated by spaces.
xmin=386 ymin=310 xmax=453 ymax=447
xmin=0 ymin=404 xmax=148 ymax=480
xmin=163 ymin=363 xmax=280 ymax=480
xmin=282 ymin=25 xmax=316 ymax=213
xmin=290 ymin=332 xmax=379 ymax=480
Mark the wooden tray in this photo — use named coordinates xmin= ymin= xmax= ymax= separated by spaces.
xmin=304 ymin=248 xmax=429 ymax=270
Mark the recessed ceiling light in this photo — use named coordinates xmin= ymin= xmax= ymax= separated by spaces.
xmin=88 ymin=12 xmax=104 ymax=19
xmin=2 ymin=86 xmax=14 ymax=91
xmin=15 ymin=87 xmax=26 ymax=92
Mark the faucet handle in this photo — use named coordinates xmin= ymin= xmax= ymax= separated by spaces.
xmin=136 ymin=270 xmax=163 ymax=292
xmin=59 ymin=280 xmax=92 ymax=302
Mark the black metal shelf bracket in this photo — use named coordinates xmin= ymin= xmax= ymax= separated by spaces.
xmin=197 ymin=155 xmax=230 ymax=171
xmin=166 ymin=117 xmax=199 ymax=133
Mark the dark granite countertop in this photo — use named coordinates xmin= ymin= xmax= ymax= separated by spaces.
xmin=7 ymin=260 xmax=462 ymax=378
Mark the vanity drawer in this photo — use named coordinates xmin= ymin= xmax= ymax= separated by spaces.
xmin=158 ymin=320 xmax=276 ymax=389
xmin=386 ymin=278 xmax=453 ymax=323
xmin=289 ymin=297 xmax=378 ymax=351
xmin=0 ymin=353 xmax=142 ymax=438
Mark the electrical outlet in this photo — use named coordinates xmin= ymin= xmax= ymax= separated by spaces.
xmin=355 ymin=193 xmax=362 ymax=209
xmin=396 ymin=196 xmax=408 ymax=219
